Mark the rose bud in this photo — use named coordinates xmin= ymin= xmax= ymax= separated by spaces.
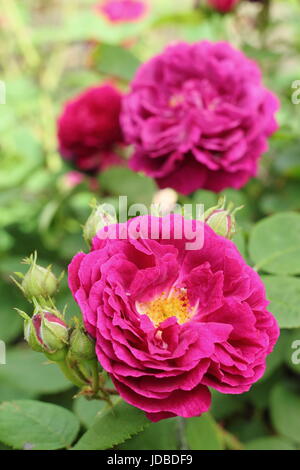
xmin=23 ymin=314 xmax=44 ymax=353
xmin=152 ymin=189 xmax=178 ymax=216
xmin=204 ymin=197 xmax=243 ymax=239
xmin=25 ymin=310 xmax=69 ymax=361
xmin=83 ymin=202 xmax=117 ymax=246
xmin=12 ymin=252 xmax=60 ymax=302
xmin=69 ymin=325 xmax=96 ymax=361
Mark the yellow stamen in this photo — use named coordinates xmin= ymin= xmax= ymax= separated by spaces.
xmin=169 ymin=94 xmax=184 ymax=108
xmin=137 ymin=288 xmax=192 ymax=327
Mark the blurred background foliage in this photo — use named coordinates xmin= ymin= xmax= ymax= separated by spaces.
xmin=1 ymin=0 xmax=300 ymax=450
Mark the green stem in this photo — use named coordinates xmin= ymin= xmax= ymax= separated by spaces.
xmin=102 ymin=388 xmax=119 ymax=395
xmin=90 ymin=359 xmax=100 ymax=395
xmin=177 ymin=417 xmax=188 ymax=450
xmin=57 ymin=360 xmax=86 ymax=388
xmin=2 ymin=0 xmax=40 ymax=69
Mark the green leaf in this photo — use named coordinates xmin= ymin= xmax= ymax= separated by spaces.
xmin=120 ymin=418 xmax=178 ymax=450
xmin=93 ymin=44 xmax=141 ymax=81
xmin=0 ymin=347 xmax=72 ymax=395
xmin=193 ymin=190 xmax=217 ymax=211
xmin=249 ymin=212 xmax=300 ymax=274
xmin=0 ymin=129 xmax=42 ymax=191
xmin=259 ymin=330 xmax=287 ymax=381
xmin=232 ymin=231 xmax=247 ymax=259
xmin=245 ymin=437 xmax=296 ymax=450
xmin=185 ymin=413 xmax=223 ymax=450
xmin=284 ymin=328 xmax=300 ymax=374
xmin=270 ymin=384 xmax=300 ymax=444
xmin=0 ymin=281 xmax=23 ymax=343
xmin=247 ymin=374 xmax=280 ymax=411
xmin=211 ymin=391 xmax=245 ymax=421
xmin=259 ymin=183 xmax=300 ymax=215
xmin=73 ymin=396 xmax=109 ymax=429
xmin=262 ymin=275 xmax=300 ymax=328
xmin=0 ymin=400 xmax=80 ymax=450
xmin=99 ymin=167 xmax=157 ymax=206
xmin=73 ymin=398 xmax=149 ymax=450
xmin=227 ymin=416 xmax=268 ymax=443
xmin=221 ymin=189 xmax=252 ymax=227
xmin=0 ymin=383 xmax=36 ymax=403
xmin=0 ymin=442 xmax=10 ymax=450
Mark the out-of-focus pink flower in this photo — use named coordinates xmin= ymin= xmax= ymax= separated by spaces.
xmin=69 ymin=214 xmax=279 ymax=422
xmin=96 ymin=0 xmax=147 ymax=23
xmin=57 ymin=84 xmax=124 ymax=175
xmin=121 ymin=41 xmax=279 ymax=195
xmin=207 ymin=0 xmax=240 ymax=12
xmin=63 ymin=171 xmax=85 ymax=189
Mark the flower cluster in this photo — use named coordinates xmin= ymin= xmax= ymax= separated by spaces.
xmin=58 ymin=40 xmax=278 ymax=194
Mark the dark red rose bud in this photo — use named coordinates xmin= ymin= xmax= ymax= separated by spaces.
xmin=57 ymin=84 xmax=124 ymax=175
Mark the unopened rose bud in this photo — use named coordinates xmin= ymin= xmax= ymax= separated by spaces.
xmin=13 ymin=252 xmax=60 ymax=302
xmin=204 ymin=197 xmax=243 ymax=239
xmin=152 ymin=188 xmax=178 ymax=216
xmin=69 ymin=325 xmax=96 ymax=361
xmin=23 ymin=310 xmax=69 ymax=361
xmin=83 ymin=202 xmax=117 ymax=246
xmin=23 ymin=315 xmax=44 ymax=353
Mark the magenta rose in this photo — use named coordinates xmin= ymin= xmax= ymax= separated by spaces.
xmin=57 ymin=84 xmax=124 ymax=174
xmin=68 ymin=214 xmax=279 ymax=422
xmin=96 ymin=0 xmax=147 ymax=23
xmin=207 ymin=0 xmax=240 ymax=12
xmin=121 ymin=41 xmax=279 ymax=195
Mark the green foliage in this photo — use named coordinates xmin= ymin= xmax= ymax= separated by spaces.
xmin=74 ymin=395 xmax=113 ymax=429
xmin=249 ymin=213 xmax=300 ymax=275
xmin=99 ymin=167 xmax=157 ymax=205
xmin=270 ymin=385 xmax=300 ymax=444
xmin=0 ymin=400 xmax=80 ymax=450
xmin=245 ymin=437 xmax=296 ymax=451
xmin=0 ymin=348 xmax=72 ymax=396
xmin=73 ymin=399 xmax=150 ymax=450
xmin=262 ymin=275 xmax=300 ymax=328
xmin=0 ymin=281 xmax=24 ymax=342
xmin=93 ymin=44 xmax=141 ymax=81
xmin=186 ymin=414 xmax=224 ymax=450
xmin=120 ymin=418 xmax=178 ymax=450
xmin=284 ymin=328 xmax=300 ymax=375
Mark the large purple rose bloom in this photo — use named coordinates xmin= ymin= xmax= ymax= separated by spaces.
xmin=121 ymin=41 xmax=279 ymax=195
